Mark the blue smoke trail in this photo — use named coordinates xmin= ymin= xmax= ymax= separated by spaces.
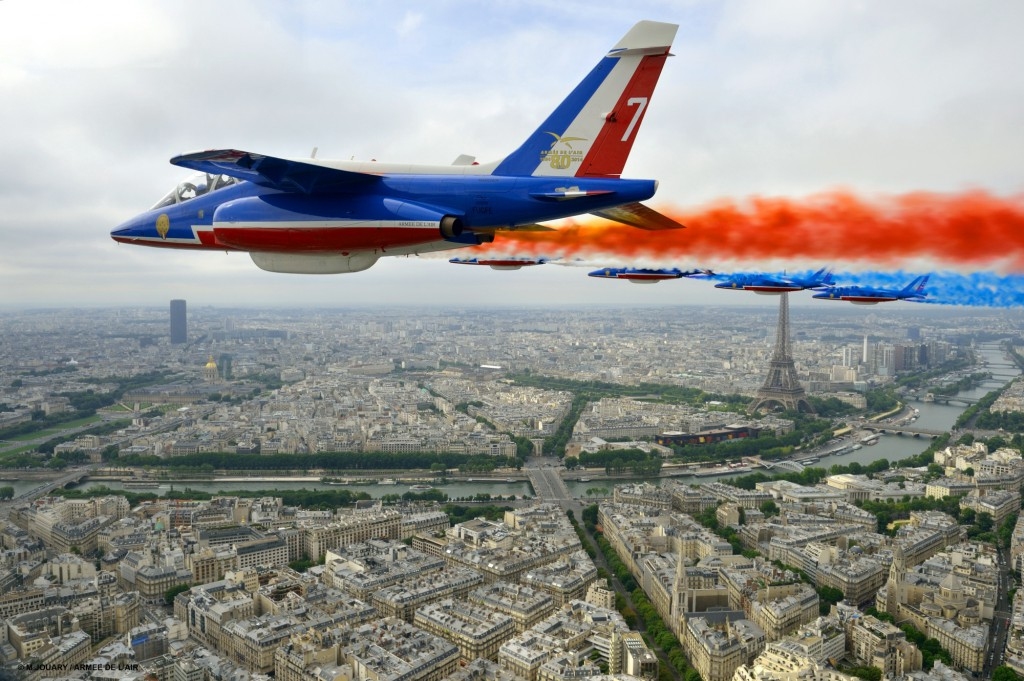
xmin=779 ymin=269 xmax=1024 ymax=308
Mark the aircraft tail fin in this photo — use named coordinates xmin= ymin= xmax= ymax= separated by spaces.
xmin=493 ymin=21 xmax=678 ymax=179
xmin=903 ymin=275 xmax=930 ymax=296
xmin=810 ymin=268 xmax=835 ymax=287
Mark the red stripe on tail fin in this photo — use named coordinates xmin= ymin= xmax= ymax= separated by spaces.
xmin=575 ymin=52 xmax=671 ymax=178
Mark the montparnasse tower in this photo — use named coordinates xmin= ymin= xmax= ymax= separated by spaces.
xmin=203 ymin=355 xmax=219 ymax=383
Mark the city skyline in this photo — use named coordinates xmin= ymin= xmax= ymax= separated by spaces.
xmin=1 ymin=284 xmax=1022 ymax=677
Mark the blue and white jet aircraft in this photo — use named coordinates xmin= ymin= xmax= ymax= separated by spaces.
xmin=588 ymin=267 xmax=704 ymax=283
xmin=449 ymin=257 xmax=549 ymax=270
xmin=111 ymin=21 xmax=682 ymax=274
xmin=713 ymin=267 xmax=834 ymax=294
xmin=812 ymin=275 xmax=930 ymax=305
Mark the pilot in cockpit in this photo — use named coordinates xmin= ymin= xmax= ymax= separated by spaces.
xmin=152 ymin=172 xmax=239 ymax=210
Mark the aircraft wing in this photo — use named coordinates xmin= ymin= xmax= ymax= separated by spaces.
xmin=590 ymin=202 xmax=685 ymax=230
xmin=171 ymin=149 xmax=380 ymax=194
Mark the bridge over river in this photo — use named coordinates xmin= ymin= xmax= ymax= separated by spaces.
xmin=910 ymin=395 xmax=979 ymax=407
xmin=524 ymin=458 xmax=583 ymax=517
xmin=16 ymin=468 xmax=90 ymax=498
xmin=861 ymin=425 xmax=947 ymax=438
xmin=743 ymin=457 xmax=806 ymax=473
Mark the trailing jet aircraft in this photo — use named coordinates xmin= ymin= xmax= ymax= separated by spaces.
xmin=588 ymin=267 xmax=703 ymax=283
xmin=449 ymin=256 xmax=547 ymax=270
xmin=714 ymin=267 xmax=834 ymax=294
xmin=111 ymin=21 xmax=682 ymax=274
xmin=812 ymin=275 xmax=930 ymax=305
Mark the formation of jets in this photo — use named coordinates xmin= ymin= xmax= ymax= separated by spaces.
xmin=112 ymin=21 xmax=683 ymax=274
xmin=448 ymin=259 xmax=930 ymax=305
xmin=591 ymin=267 xmax=929 ymax=305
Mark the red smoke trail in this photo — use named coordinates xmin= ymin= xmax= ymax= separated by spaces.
xmin=483 ymin=190 xmax=1024 ymax=268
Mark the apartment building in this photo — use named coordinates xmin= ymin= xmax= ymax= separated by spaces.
xmin=371 ymin=567 xmax=485 ymax=622
xmin=346 ymin=618 xmax=460 ymax=681
xmin=959 ymin=488 xmax=1021 ymax=528
xmin=414 ymin=598 xmax=515 ymax=662
xmin=522 ymin=550 xmax=597 ymax=606
xmin=683 ymin=616 xmax=766 ymax=681
xmin=845 ymin=614 xmax=922 ymax=678
xmin=466 ymin=583 xmax=555 ymax=634
xmin=749 ymin=584 xmax=820 ymax=641
xmin=301 ymin=508 xmax=403 ymax=560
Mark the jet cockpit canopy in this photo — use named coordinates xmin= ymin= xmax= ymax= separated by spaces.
xmin=151 ymin=172 xmax=241 ymax=210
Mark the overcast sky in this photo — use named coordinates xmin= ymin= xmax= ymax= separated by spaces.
xmin=1 ymin=0 xmax=1021 ymax=309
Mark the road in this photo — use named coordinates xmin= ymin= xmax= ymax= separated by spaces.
xmin=985 ymin=546 xmax=1013 ymax=676
xmin=0 ymin=409 xmax=142 ymax=455
xmin=0 ymin=411 xmax=192 ymax=456
xmin=524 ymin=456 xmax=685 ymax=679
xmin=0 ymin=422 xmax=99 ymax=454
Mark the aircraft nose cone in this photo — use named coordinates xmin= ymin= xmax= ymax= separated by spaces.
xmin=111 ymin=220 xmax=133 ymax=239
xmin=111 ymin=213 xmax=162 ymax=243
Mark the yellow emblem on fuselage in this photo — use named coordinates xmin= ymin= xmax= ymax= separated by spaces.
xmin=156 ymin=214 xmax=170 ymax=239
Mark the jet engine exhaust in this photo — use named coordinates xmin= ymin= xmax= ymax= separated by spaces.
xmin=440 ymin=216 xmax=464 ymax=238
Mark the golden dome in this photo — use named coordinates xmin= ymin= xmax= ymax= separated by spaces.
xmin=205 ymin=355 xmax=218 ymax=369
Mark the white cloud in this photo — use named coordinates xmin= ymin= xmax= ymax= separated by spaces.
xmin=0 ymin=1 xmax=177 ymax=71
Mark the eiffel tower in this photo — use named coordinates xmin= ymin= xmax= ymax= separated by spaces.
xmin=750 ymin=293 xmax=814 ymax=413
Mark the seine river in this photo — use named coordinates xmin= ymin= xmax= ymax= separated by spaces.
xmin=22 ymin=342 xmax=1017 ymax=502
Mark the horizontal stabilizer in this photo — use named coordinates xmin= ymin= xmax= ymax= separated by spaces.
xmin=171 ymin=149 xmax=379 ymax=194
xmin=591 ymin=202 xmax=684 ymax=230
xmin=484 ymin=224 xmax=557 ymax=233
